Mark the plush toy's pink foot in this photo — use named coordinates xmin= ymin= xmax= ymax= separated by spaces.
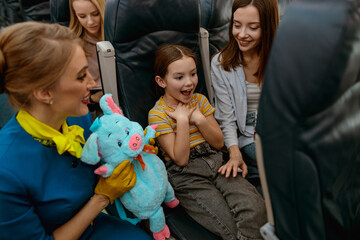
xmin=153 ymin=224 xmax=170 ymax=240
xmin=94 ymin=165 xmax=108 ymax=175
xmin=150 ymin=124 xmax=158 ymax=130
xmin=165 ymin=198 xmax=179 ymax=208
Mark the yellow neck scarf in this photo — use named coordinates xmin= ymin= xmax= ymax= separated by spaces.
xmin=16 ymin=109 xmax=85 ymax=158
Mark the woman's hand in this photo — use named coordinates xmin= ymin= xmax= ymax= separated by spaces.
xmin=94 ymin=160 xmax=136 ymax=204
xmin=90 ymin=91 xmax=103 ymax=103
xmin=218 ymin=146 xmax=248 ymax=178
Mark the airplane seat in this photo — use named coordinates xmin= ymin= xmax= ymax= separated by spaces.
xmin=0 ymin=0 xmax=23 ymax=27
xmin=198 ymin=0 xmax=232 ymax=105
xmin=103 ymin=0 xmax=209 ymax=128
xmin=278 ymin=0 xmax=296 ymax=18
xmin=1 ymin=0 xmax=50 ymax=27
xmin=101 ymin=0 xmax=220 ymax=239
xmin=49 ymin=0 xmax=70 ymax=26
xmin=20 ymin=0 xmax=50 ymax=22
xmin=199 ymin=0 xmax=232 ymax=56
xmin=255 ymin=0 xmax=360 ymax=239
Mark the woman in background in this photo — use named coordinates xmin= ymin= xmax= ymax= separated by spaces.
xmin=70 ymin=0 xmax=105 ymax=117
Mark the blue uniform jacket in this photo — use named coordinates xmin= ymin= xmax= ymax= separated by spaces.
xmin=0 ymin=113 xmax=153 ymax=240
xmin=0 ymin=113 xmax=97 ymax=239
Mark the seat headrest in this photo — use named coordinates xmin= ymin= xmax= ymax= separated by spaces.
xmin=199 ymin=0 xmax=232 ymax=53
xmin=105 ymin=0 xmax=200 ymax=43
xmin=50 ymin=0 xmax=70 ymax=26
xmin=260 ymin=1 xmax=354 ymax=122
xmin=256 ymin=0 xmax=360 ymax=239
xmin=200 ymin=0 xmax=232 ymax=29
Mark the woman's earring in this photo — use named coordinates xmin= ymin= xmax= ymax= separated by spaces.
xmin=49 ymin=100 xmax=54 ymax=105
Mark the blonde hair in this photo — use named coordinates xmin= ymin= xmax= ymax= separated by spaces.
xmin=0 ymin=21 xmax=82 ymax=109
xmin=69 ymin=0 xmax=105 ymax=41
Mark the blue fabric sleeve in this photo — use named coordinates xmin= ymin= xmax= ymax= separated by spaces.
xmin=0 ymin=168 xmax=54 ymax=240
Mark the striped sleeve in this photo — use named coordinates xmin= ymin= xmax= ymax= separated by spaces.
xmin=148 ymin=108 xmax=173 ymax=136
xmin=198 ymin=94 xmax=215 ymax=117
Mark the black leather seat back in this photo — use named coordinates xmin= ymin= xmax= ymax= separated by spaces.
xmin=20 ymin=0 xmax=50 ymax=22
xmin=50 ymin=0 xmax=69 ymax=26
xmin=256 ymin=0 xmax=360 ymax=239
xmin=278 ymin=0 xmax=296 ymax=17
xmin=200 ymin=0 xmax=232 ymax=54
xmin=104 ymin=0 xmax=207 ymax=127
xmin=1 ymin=0 xmax=50 ymax=27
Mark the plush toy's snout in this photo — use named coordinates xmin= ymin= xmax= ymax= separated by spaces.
xmin=129 ymin=133 xmax=142 ymax=151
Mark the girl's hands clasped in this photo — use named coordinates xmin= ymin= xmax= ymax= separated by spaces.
xmin=94 ymin=160 xmax=136 ymax=204
xmin=189 ymin=102 xmax=205 ymax=126
xmin=165 ymin=102 xmax=196 ymax=122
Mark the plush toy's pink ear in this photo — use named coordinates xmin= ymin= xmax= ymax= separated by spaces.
xmin=100 ymin=94 xmax=123 ymax=115
xmin=105 ymin=96 xmax=123 ymax=115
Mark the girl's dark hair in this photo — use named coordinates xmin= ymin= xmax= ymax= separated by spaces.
xmin=217 ymin=0 xmax=279 ymax=84
xmin=153 ymin=44 xmax=197 ymax=96
xmin=154 ymin=44 xmax=197 ymax=78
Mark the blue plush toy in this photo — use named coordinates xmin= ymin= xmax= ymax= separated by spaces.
xmin=80 ymin=94 xmax=179 ymax=240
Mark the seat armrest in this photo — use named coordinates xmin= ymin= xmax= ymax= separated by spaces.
xmin=199 ymin=27 xmax=214 ymax=105
xmin=255 ymin=133 xmax=279 ymax=239
xmin=96 ymin=41 xmax=119 ymax=106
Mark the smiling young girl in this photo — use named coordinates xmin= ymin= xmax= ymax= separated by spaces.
xmin=148 ymin=44 xmax=266 ymax=240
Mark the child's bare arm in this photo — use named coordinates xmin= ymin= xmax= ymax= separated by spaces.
xmin=157 ymin=103 xmax=194 ymax=167
xmin=190 ymin=104 xmax=224 ymax=150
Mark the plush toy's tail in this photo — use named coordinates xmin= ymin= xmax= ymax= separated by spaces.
xmin=114 ymin=199 xmax=141 ymax=225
